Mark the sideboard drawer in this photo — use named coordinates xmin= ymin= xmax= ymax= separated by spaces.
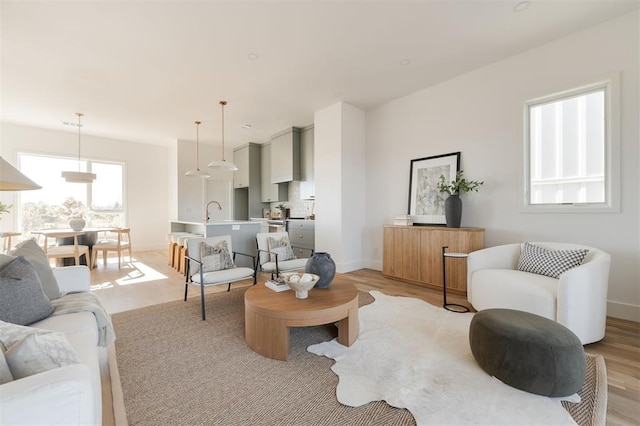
xmin=292 ymin=247 xmax=313 ymax=258
xmin=289 ymin=229 xmax=314 ymax=249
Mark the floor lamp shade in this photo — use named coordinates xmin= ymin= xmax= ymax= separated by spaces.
xmin=0 ymin=157 xmax=42 ymax=190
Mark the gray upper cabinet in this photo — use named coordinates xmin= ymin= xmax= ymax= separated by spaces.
xmin=233 ymin=145 xmax=251 ymax=189
xmin=261 ymin=143 xmax=287 ymax=202
xmin=270 ymin=127 xmax=301 ymax=183
xmin=299 ymin=125 xmax=314 ymax=200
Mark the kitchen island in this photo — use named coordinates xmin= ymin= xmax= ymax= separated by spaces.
xmin=170 ymin=221 xmax=260 ymax=268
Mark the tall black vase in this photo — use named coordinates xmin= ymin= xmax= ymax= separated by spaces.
xmin=444 ymin=194 xmax=462 ymax=228
xmin=305 ymin=252 xmax=336 ymax=288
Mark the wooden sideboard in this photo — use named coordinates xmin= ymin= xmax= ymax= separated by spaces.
xmin=383 ymin=225 xmax=485 ymax=295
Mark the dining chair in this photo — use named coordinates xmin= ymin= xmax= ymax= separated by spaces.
xmin=43 ymin=231 xmax=92 ymax=269
xmin=91 ymin=228 xmax=132 ymax=268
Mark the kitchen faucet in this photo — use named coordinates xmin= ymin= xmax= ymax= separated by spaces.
xmin=205 ymin=200 xmax=222 ymax=222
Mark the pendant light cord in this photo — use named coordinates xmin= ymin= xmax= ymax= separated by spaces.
xmin=76 ymin=112 xmax=84 ymax=172
xmin=195 ymin=120 xmax=201 ymax=170
xmin=220 ymin=100 xmax=227 ymax=162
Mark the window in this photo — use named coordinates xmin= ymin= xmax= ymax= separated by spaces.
xmin=18 ymin=153 xmax=125 ymax=235
xmin=523 ymin=76 xmax=619 ymax=212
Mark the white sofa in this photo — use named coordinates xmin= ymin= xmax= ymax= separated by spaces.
xmin=0 ymin=266 xmax=104 ymax=425
xmin=467 ymin=242 xmax=611 ymax=345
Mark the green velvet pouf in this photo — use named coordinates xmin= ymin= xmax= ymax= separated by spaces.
xmin=469 ymin=309 xmax=586 ymax=397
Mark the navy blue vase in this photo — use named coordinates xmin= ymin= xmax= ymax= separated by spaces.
xmin=305 ymin=252 xmax=336 ymax=288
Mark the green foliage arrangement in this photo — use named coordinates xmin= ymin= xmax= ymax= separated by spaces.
xmin=437 ymin=170 xmax=484 ymax=195
xmin=0 ymin=202 xmax=11 ymax=219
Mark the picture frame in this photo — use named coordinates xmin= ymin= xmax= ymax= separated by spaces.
xmin=408 ymin=152 xmax=460 ymax=226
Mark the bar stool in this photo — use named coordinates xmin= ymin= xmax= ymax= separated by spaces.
xmin=177 ymin=233 xmax=203 ymax=275
xmin=1 ymin=232 xmax=21 ymax=254
xmin=167 ymin=232 xmax=190 ymax=267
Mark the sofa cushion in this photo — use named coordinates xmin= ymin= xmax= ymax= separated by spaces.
xmin=0 ymin=320 xmax=80 ymax=381
xmin=9 ymin=239 xmax=61 ymax=300
xmin=268 ymin=235 xmax=296 ymax=262
xmin=0 ymin=256 xmax=54 ymax=325
xmin=517 ymin=242 xmax=588 ymax=279
xmin=200 ymin=240 xmax=235 ymax=272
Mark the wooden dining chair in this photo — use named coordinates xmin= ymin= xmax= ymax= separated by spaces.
xmin=43 ymin=231 xmax=92 ymax=269
xmin=91 ymin=228 xmax=132 ymax=268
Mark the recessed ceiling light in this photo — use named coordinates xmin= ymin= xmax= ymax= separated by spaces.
xmin=513 ymin=1 xmax=530 ymax=12
xmin=400 ymin=59 xmax=411 ymax=66
xmin=248 ymin=53 xmax=259 ymax=60
xmin=241 ymin=123 xmax=252 ymax=129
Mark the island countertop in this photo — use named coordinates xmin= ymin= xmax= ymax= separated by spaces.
xmin=171 ymin=220 xmax=259 ymax=226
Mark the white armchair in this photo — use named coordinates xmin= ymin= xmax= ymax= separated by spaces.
xmin=255 ymin=232 xmax=311 ymax=279
xmin=185 ymin=236 xmax=256 ymax=320
xmin=467 ymin=242 xmax=611 ymax=344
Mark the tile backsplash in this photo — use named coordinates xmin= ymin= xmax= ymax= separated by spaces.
xmin=269 ymin=181 xmax=315 ymax=218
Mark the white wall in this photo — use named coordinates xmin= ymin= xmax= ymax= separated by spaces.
xmin=315 ymin=101 xmax=366 ymax=272
xmin=364 ymin=11 xmax=640 ymax=321
xmin=176 ymin=139 xmax=234 ymax=222
xmin=0 ymin=122 xmax=170 ymax=250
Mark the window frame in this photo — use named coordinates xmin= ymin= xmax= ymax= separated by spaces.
xmin=521 ymin=74 xmax=620 ymax=213
xmin=17 ymin=152 xmax=127 ymax=231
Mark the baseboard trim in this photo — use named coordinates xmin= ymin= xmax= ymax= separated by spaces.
xmin=336 ymin=260 xmax=364 ymax=274
xmin=607 ymin=300 xmax=640 ymax=322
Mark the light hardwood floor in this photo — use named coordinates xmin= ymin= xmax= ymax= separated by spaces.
xmin=92 ymin=250 xmax=640 ymax=426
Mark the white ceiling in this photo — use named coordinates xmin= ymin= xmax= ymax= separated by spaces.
xmin=1 ymin=1 xmax=638 ymax=149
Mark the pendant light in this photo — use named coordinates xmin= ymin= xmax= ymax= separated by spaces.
xmin=185 ymin=121 xmax=211 ymax=177
xmin=208 ymin=100 xmax=238 ymax=171
xmin=0 ymin=157 xmax=41 ymax=190
xmin=61 ymin=113 xmax=96 ymax=183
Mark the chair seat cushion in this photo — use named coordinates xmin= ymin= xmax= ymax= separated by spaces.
xmin=191 ymin=267 xmax=254 ymax=286
xmin=469 ymin=308 xmax=585 ymax=397
xmin=261 ymin=258 xmax=308 ymax=273
xmin=93 ymin=240 xmax=129 ymax=250
xmin=470 ymin=269 xmax=557 ymax=320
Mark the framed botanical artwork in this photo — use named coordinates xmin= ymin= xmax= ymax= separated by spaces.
xmin=408 ymin=152 xmax=460 ymax=225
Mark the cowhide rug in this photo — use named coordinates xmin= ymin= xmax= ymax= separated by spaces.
xmin=308 ymin=291 xmax=576 ymax=425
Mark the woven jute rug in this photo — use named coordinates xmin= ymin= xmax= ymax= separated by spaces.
xmin=112 ymin=288 xmax=604 ymax=426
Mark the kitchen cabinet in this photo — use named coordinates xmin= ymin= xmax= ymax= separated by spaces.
xmin=233 ymin=143 xmax=266 ymax=220
xmin=270 ymin=127 xmax=301 ymax=183
xmin=288 ymin=219 xmax=314 ymax=258
xmin=260 ymin=143 xmax=288 ymax=203
xmin=299 ymin=125 xmax=315 ymax=200
xmin=383 ymin=225 xmax=484 ymax=295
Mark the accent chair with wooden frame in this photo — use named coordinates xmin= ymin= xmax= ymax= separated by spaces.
xmin=185 ymin=235 xmax=256 ymax=320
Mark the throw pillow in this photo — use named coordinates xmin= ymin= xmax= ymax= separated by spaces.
xmin=0 ymin=321 xmax=79 ymax=380
xmin=9 ymin=239 xmax=61 ymax=300
xmin=0 ymin=256 xmax=54 ymax=325
xmin=268 ymin=236 xmax=296 ymax=262
xmin=200 ymin=240 xmax=235 ymax=272
xmin=517 ymin=242 xmax=589 ymax=279
xmin=0 ymin=349 xmax=13 ymax=384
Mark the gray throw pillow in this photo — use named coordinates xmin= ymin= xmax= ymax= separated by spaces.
xmin=9 ymin=239 xmax=60 ymax=300
xmin=517 ymin=242 xmax=589 ymax=279
xmin=0 ymin=256 xmax=54 ymax=325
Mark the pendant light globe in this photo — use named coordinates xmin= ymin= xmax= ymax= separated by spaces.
xmin=208 ymin=100 xmax=238 ymax=171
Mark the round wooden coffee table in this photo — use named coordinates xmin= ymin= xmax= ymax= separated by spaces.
xmin=244 ymin=279 xmax=359 ymax=361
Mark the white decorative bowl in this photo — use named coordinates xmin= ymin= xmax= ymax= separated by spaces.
xmin=282 ymin=272 xmax=320 ymax=299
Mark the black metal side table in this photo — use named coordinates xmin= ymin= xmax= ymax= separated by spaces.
xmin=441 ymin=246 xmax=470 ymax=313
